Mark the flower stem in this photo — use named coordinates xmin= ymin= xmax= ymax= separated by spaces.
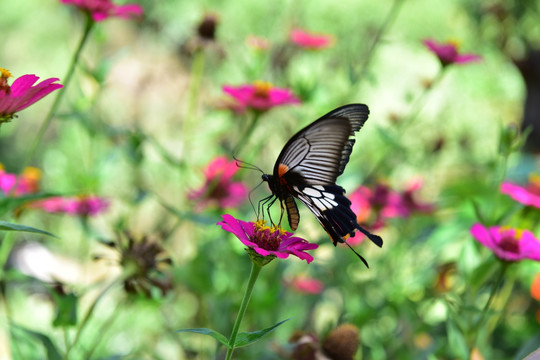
xmin=22 ymin=14 xmax=94 ymax=170
xmin=353 ymin=0 xmax=405 ymax=87
xmin=63 ymin=274 xmax=126 ymax=359
xmin=225 ymin=261 xmax=262 ymax=360
xmin=233 ymin=111 xmax=261 ymax=156
xmin=472 ymin=261 xmax=509 ymax=347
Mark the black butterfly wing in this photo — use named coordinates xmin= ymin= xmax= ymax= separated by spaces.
xmin=273 ymin=104 xmax=369 ymax=185
xmin=268 ymin=104 xmax=383 ymax=249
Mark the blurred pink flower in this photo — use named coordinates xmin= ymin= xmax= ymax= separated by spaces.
xmin=500 ymin=175 xmax=540 ymax=209
xmin=423 ymin=39 xmax=482 ymax=67
xmin=188 ymin=157 xmax=248 ymax=211
xmin=0 ymin=165 xmax=41 ymax=196
xmin=348 ymin=181 xmax=434 ymax=245
xmin=290 ymin=28 xmax=334 ymax=50
xmin=246 ymin=35 xmax=270 ymax=51
xmin=217 ymin=214 xmax=318 ymax=264
xmin=222 ymin=81 xmax=300 ymax=113
xmin=60 ymin=0 xmax=143 ymax=22
xmin=32 ymin=195 xmax=109 ymax=216
xmin=470 ymin=223 xmax=540 ymax=262
xmin=288 ymin=275 xmax=324 ymax=294
xmin=0 ymin=68 xmax=63 ymax=124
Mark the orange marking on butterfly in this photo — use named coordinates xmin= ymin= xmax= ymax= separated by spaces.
xmin=278 ymin=163 xmax=289 ymax=177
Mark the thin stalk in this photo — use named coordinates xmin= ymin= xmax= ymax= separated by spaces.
xmin=63 ymin=274 xmax=128 ymax=359
xmin=353 ymin=0 xmax=405 ymax=87
xmin=233 ymin=112 xmax=261 ymax=156
xmin=225 ymin=261 xmax=262 ymax=360
xmin=472 ymin=262 xmax=508 ymax=347
xmin=183 ymin=49 xmax=206 ymax=154
xmin=22 ymin=14 xmax=95 ymax=170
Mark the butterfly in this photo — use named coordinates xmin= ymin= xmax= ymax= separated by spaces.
xmin=261 ymin=104 xmax=383 ymax=267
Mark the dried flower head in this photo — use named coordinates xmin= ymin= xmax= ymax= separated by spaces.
xmin=107 ymin=232 xmax=173 ymax=297
xmin=322 ymin=324 xmax=360 ymax=360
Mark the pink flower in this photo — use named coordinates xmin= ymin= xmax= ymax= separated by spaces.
xmin=500 ymin=175 xmax=540 ymax=209
xmin=0 ymin=165 xmax=41 ymax=196
xmin=288 ymin=275 xmax=324 ymax=294
xmin=423 ymin=39 xmax=482 ymax=67
xmin=246 ymin=35 xmax=270 ymax=51
xmin=32 ymin=195 xmax=109 ymax=216
xmin=217 ymin=214 xmax=318 ymax=264
xmin=222 ymin=81 xmax=300 ymax=113
xmin=290 ymin=29 xmax=334 ymax=50
xmin=0 ymin=68 xmax=63 ymax=124
xmin=188 ymin=157 xmax=248 ymax=211
xmin=60 ymin=0 xmax=143 ymax=22
xmin=470 ymin=223 xmax=540 ymax=262
xmin=348 ymin=181 xmax=434 ymax=245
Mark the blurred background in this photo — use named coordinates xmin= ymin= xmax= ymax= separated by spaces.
xmin=1 ymin=0 xmax=540 ymax=359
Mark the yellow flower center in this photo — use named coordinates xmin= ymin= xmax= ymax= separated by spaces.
xmin=447 ymin=39 xmax=460 ymax=50
xmin=253 ymin=81 xmax=273 ymax=98
xmin=529 ymin=174 xmax=540 ymax=187
xmin=0 ymin=68 xmax=13 ymax=79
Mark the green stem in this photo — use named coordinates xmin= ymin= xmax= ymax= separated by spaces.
xmin=63 ymin=274 xmax=126 ymax=359
xmin=183 ymin=49 xmax=206 ymax=154
xmin=22 ymin=14 xmax=94 ymax=170
xmin=473 ymin=261 xmax=509 ymax=347
xmin=225 ymin=261 xmax=262 ymax=360
xmin=365 ymin=67 xmax=445 ymax=178
xmin=353 ymin=0 xmax=405 ymax=87
xmin=233 ymin=112 xmax=261 ymax=156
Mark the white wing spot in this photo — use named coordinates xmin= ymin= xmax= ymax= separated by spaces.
xmin=312 ymin=197 xmax=327 ymax=211
xmin=303 ymin=187 xmax=322 ymax=197
xmin=313 ymin=185 xmax=325 ymax=191
xmin=324 ymin=198 xmax=338 ymax=207
xmin=322 ymin=192 xmax=335 ymax=200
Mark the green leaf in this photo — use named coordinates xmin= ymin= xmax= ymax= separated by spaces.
xmin=13 ymin=325 xmax=62 ymax=360
xmin=446 ymin=318 xmax=469 ymax=360
xmin=0 ymin=221 xmax=57 ymax=238
xmin=176 ymin=328 xmax=229 ymax=348
xmin=52 ymin=291 xmax=78 ymax=327
xmin=234 ymin=318 xmax=291 ymax=348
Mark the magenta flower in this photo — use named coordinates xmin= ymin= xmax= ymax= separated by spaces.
xmin=217 ymin=214 xmax=318 ymax=264
xmin=32 ymin=195 xmax=109 ymax=216
xmin=222 ymin=81 xmax=300 ymax=113
xmin=60 ymin=0 xmax=143 ymax=22
xmin=290 ymin=28 xmax=334 ymax=50
xmin=188 ymin=157 xmax=248 ymax=211
xmin=423 ymin=39 xmax=482 ymax=67
xmin=470 ymin=223 xmax=540 ymax=262
xmin=287 ymin=275 xmax=324 ymax=294
xmin=348 ymin=181 xmax=434 ymax=245
xmin=0 ymin=165 xmax=41 ymax=196
xmin=501 ymin=175 xmax=540 ymax=209
xmin=0 ymin=68 xmax=63 ymax=124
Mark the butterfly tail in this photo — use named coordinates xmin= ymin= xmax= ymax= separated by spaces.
xmin=354 ymin=224 xmax=383 ymax=248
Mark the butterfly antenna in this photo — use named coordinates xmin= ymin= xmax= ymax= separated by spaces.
xmin=248 ymin=180 xmax=266 ymax=217
xmin=233 ymin=155 xmax=265 ymax=173
xmin=344 ymin=241 xmax=370 ymax=268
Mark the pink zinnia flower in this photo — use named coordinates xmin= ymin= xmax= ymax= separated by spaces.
xmin=290 ymin=29 xmax=334 ymax=50
xmin=348 ymin=181 xmax=434 ymax=245
xmin=217 ymin=214 xmax=318 ymax=264
xmin=287 ymin=275 xmax=324 ymax=294
xmin=188 ymin=157 xmax=248 ymax=211
xmin=60 ymin=0 xmax=143 ymax=22
xmin=0 ymin=68 xmax=63 ymax=124
xmin=32 ymin=195 xmax=109 ymax=216
xmin=500 ymin=175 xmax=540 ymax=209
xmin=0 ymin=165 xmax=41 ymax=196
xmin=222 ymin=81 xmax=300 ymax=113
xmin=470 ymin=223 xmax=540 ymax=262
xmin=423 ymin=39 xmax=482 ymax=67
